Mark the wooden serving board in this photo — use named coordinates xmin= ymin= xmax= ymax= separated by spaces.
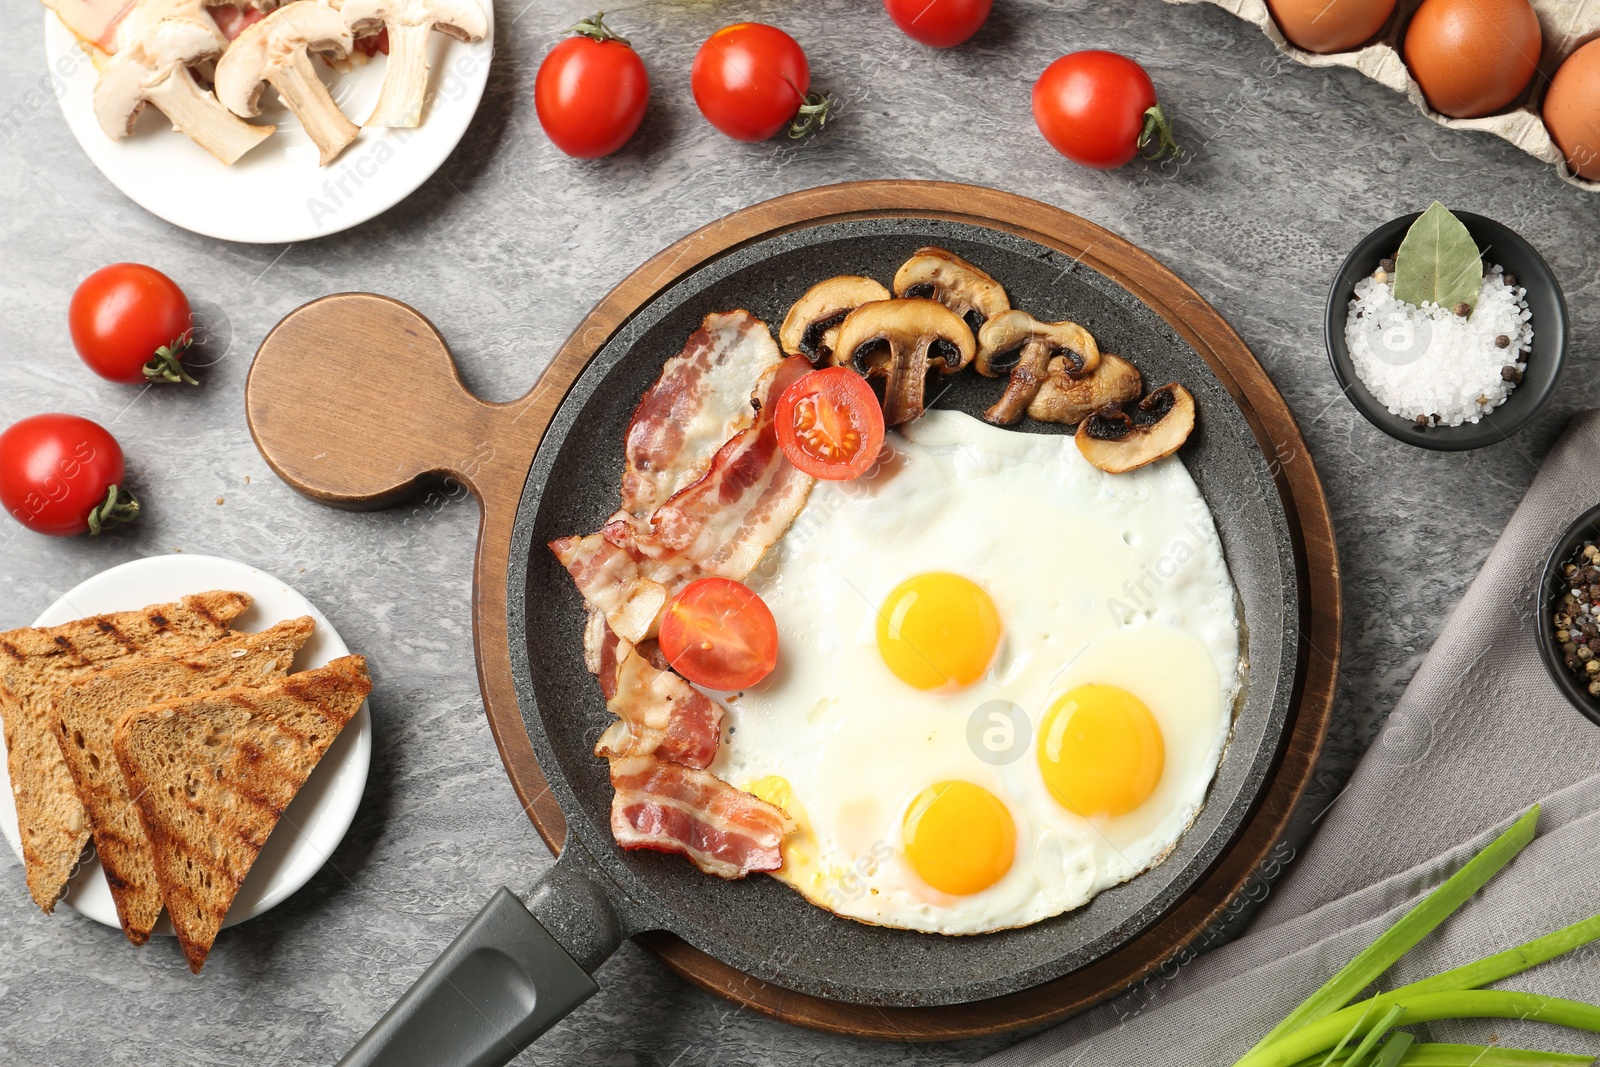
xmin=244 ymin=181 xmax=1341 ymax=1040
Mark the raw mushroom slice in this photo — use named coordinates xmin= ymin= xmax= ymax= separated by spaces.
xmin=1075 ymin=384 xmax=1196 ymax=474
xmin=892 ymin=247 xmax=1010 ymax=335
xmin=974 ymin=309 xmax=1102 ymax=425
xmin=1028 ymin=353 xmax=1143 ymax=426
xmin=828 ymin=298 xmax=976 ymax=427
xmin=215 ymin=1 xmax=359 ymax=165
xmin=93 ymin=0 xmax=275 ymax=164
xmin=779 ymin=276 xmax=891 ymax=365
xmin=337 ymin=0 xmax=488 ymax=128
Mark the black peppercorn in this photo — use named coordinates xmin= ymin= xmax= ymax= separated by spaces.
xmin=1504 ymin=273 xmax=1518 ymax=288
xmin=1495 ymin=335 xmax=1511 ymax=348
xmin=1454 ymin=302 xmax=1471 ymax=317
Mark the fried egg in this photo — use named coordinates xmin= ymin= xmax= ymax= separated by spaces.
xmin=711 ymin=410 xmax=1241 ymax=934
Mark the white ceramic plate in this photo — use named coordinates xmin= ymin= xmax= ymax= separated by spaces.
xmin=0 ymin=554 xmax=371 ymax=934
xmin=44 ymin=4 xmax=493 ymax=243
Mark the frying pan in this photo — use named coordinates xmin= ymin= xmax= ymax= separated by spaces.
xmin=244 ymin=182 xmax=1340 ymax=1065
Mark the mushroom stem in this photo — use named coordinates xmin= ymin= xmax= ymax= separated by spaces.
xmin=268 ymin=47 xmax=359 ymax=164
xmin=142 ymin=64 xmax=274 ymax=164
xmin=883 ymin=343 xmax=933 ymax=427
xmin=985 ymin=341 xmax=1051 ymax=425
xmin=365 ymin=20 xmax=434 ymax=127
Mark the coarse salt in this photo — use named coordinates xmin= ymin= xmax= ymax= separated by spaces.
xmin=1345 ymin=265 xmax=1532 ymax=426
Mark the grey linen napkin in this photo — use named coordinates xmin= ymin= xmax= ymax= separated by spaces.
xmin=981 ymin=409 xmax=1600 ymax=1067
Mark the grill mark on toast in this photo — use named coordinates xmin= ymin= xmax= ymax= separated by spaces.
xmin=93 ymin=619 xmax=140 ymax=654
xmin=113 ymin=655 xmax=366 ymax=970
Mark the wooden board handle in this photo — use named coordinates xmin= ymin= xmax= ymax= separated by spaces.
xmin=245 ymin=292 xmax=536 ymax=509
xmin=246 ymin=291 xmax=569 ymax=842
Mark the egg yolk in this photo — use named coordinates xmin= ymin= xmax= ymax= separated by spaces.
xmin=1038 ymin=685 xmax=1165 ymax=818
xmin=902 ymin=780 xmax=1016 ymax=895
xmin=876 ymin=572 xmax=1001 ymax=691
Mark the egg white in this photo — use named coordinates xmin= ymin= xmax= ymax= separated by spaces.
xmin=712 ymin=410 xmax=1242 ymax=934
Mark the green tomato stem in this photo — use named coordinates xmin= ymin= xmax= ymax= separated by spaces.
xmin=143 ymin=335 xmax=198 ymax=386
xmin=1137 ymin=103 xmax=1180 ymax=162
xmin=788 ymin=91 xmax=834 ymax=139
xmin=569 ymin=11 xmax=628 ymax=45
xmin=87 ymin=485 xmax=139 ymax=536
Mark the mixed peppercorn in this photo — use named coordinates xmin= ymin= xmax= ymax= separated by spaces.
xmin=1555 ymin=540 xmax=1600 ymax=696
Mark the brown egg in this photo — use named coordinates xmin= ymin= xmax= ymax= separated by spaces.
xmin=1404 ymin=0 xmax=1542 ymax=118
xmin=1544 ymin=40 xmax=1600 ymax=180
xmin=1268 ymin=0 xmax=1396 ymax=54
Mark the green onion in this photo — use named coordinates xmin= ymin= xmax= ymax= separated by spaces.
xmin=1391 ymin=913 xmax=1600 ymax=998
xmin=1370 ymin=1032 xmax=1414 ymax=1067
xmin=1341 ymin=1004 xmax=1404 ymax=1067
xmin=1241 ymin=991 xmax=1600 ymax=1067
xmin=1249 ymin=807 xmax=1540 ymax=1053
xmin=1309 ymin=1045 xmax=1594 ymax=1067
xmin=1320 ymin=1001 xmax=1381 ymax=1067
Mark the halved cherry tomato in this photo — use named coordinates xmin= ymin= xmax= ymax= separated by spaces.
xmin=775 ymin=366 xmax=886 ymax=481
xmin=659 ymin=577 xmax=779 ymax=691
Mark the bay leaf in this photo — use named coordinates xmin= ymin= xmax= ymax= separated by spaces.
xmin=1392 ymin=201 xmax=1484 ymax=313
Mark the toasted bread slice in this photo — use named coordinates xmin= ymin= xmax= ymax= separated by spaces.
xmin=115 ymin=655 xmax=370 ymax=972
xmin=53 ymin=617 xmax=316 ymax=944
xmin=0 ymin=591 xmax=252 ymax=912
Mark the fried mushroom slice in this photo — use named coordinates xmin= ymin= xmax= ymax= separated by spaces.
xmin=1028 ymin=353 xmax=1143 ymax=426
xmin=975 ymin=310 xmax=1102 ymax=425
xmin=829 ymin=298 xmax=976 ymax=427
xmin=892 ymin=247 xmax=1010 ymax=335
xmin=1075 ymin=384 xmax=1196 ymax=474
xmin=779 ymin=275 xmax=891 ymax=365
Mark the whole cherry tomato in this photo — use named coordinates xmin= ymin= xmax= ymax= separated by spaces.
xmin=775 ymin=366 xmax=886 ymax=481
xmin=535 ymin=12 xmax=649 ymax=158
xmin=0 ymin=414 xmax=139 ymax=537
xmin=658 ymin=577 xmax=779 ymax=691
xmin=1032 ymin=51 xmax=1179 ymax=169
xmin=691 ymin=23 xmax=831 ymax=142
xmin=882 ymin=0 xmax=991 ymax=48
xmin=69 ymin=263 xmax=196 ymax=385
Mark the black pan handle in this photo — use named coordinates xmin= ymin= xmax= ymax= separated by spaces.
xmin=337 ymin=848 xmax=628 ymax=1067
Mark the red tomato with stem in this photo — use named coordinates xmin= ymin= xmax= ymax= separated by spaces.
xmin=882 ymin=0 xmax=991 ymax=48
xmin=0 ymin=414 xmax=139 ymax=537
xmin=775 ymin=366 xmax=886 ymax=481
xmin=691 ymin=23 xmax=831 ymax=142
xmin=68 ymin=263 xmax=195 ymax=385
xmin=1032 ymin=51 xmax=1179 ymax=169
xmin=658 ymin=577 xmax=779 ymax=691
xmin=535 ymin=12 xmax=649 ymax=158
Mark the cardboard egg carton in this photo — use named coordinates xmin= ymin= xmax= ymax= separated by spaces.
xmin=1164 ymin=0 xmax=1600 ymax=190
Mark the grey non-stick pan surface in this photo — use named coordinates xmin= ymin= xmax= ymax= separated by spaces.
xmin=325 ymin=215 xmax=1302 ymax=1067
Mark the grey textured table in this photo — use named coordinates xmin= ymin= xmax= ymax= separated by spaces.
xmin=2 ymin=1 xmax=1596 ymax=1063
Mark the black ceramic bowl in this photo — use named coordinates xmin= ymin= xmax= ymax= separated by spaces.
xmin=1325 ymin=211 xmax=1567 ymax=451
xmin=1538 ymin=504 xmax=1600 ymax=728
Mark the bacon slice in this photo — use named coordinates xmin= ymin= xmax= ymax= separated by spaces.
xmin=594 ymin=648 xmax=722 ymax=769
xmin=621 ymin=310 xmax=782 ymax=517
xmin=552 ymin=355 xmax=815 ymax=644
xmin=609 ymin=756 xmax=794 ymax=878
